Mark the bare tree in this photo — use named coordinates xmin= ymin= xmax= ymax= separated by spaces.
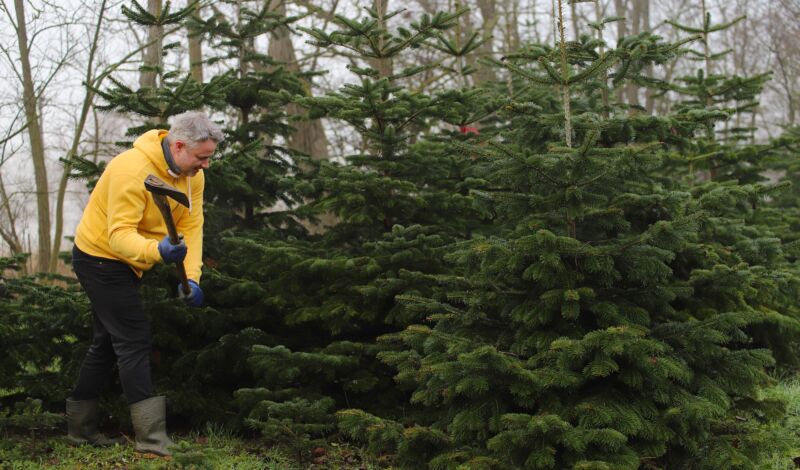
xmin=0 ymin=112 xmax=28 ymax=266
xmin=1 ymin=0 xmax=187 ymax=272
xmin=506 ymin=0 xmax=522 ymax=52
xmin=268 ymin=1 xmax=330 ymax=164
xmin=7 ymin=0 xmax=54 ymax=272
xmin=766 ymin=0 xmax=800 ymax=126
xmin=474 ymin=0 xmax=499 ymax=84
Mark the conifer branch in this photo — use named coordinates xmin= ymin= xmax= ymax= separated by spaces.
xmin=488 ymin=141 xmax=562 ymax=187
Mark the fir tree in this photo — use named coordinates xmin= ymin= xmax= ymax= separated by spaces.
xmin=769 ymin=126 xmax=800 ymax=247
xmin=92 ymin=0 xmax=232 ymax=138
xmin=338 ymin=2 xmax=795 ymax=468
xmin=190 ymin=0 xmax=310 ymax=232
xmin=652 ymin=1 xmax=782 ymax=209
xmin=225 ymin=6 xmax=496 ymax=449
xmin=0 ymin=256 xmax=89 ymax=408
xmin=660 ymin=6 xmax=800 ymax=367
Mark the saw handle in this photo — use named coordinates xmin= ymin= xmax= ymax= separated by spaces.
xmin=151 ymin=193 xmax=191 ymax=296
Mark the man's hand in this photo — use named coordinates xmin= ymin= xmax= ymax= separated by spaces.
xmin=158 ymin=235 xmax=187 ymax=263
xmin=179 ymin=279 xmax=204 ymax=307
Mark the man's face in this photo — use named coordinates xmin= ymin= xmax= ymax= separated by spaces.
xmin=172 ymin=139 xmax=217 ymax=176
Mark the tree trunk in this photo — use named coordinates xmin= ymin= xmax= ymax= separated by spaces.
xmin=188 ymin=0 xmax=204 ymax=83
xmin=613 ymin=0 xmax=628 ymax=39
xmin=613 ymin=0 xmax=628 ymax=104
xmin=570 ymin=0 xmax=580 ymax=40
xmin=140 ymin=0 xmax=163 ymax=89
xmin=625 ymin=0 xmax=643 ymax=111
xmin=14 ymin=0 xmax=51 ymax=273
xmin=506 ymin=0 xmax=521 ymax=54
xmin=369 ymin=0 xmax=393 ymax=78
xmin=594 ymin=0 xmax=609 ymax=118
xmin=775 ymin=48 xmax=797 ymax=126
xmin=557 ymin=0 xmax=572 ymax=148
xmin=268 ymin=0 xmax=329 ymax=164
xmin=0 ymin=171 xmax=26 ymax=272
xmin=269 ymin=0 xmax=333 ymax=233
xmin=475 ymin=0 xmax=499 ymax=85
xmin=643 ymin=0 xmax=655 ymax=113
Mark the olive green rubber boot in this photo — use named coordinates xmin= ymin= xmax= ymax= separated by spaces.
xmin=65 ymin=398 xmax=123 ymax=446
xmin=130 ymin=396 xmax=174 ymax=456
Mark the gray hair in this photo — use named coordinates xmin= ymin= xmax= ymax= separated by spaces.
xmin=168 ymin=111 xmax=224 ymax=147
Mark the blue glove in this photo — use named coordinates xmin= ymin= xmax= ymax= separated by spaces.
xmin=179 ymin=279 xmax=204 ymax=307
xmin=158 ymin=235 xmax=187 ymax=263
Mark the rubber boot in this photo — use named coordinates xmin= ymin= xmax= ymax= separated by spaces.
xmin=130 ymin=396 xmax=174 ymax=456
xmin=65 ymin=398 xmax=123 ymax=446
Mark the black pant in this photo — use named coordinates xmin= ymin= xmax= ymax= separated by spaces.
xmin=71 ymin=246 xmax=153 ymax=404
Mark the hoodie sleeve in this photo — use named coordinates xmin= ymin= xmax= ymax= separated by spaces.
xmin=107 ymin=171 xmax=162 ymax=264
xmin=176 ymin=172 xmax=204 ymax=283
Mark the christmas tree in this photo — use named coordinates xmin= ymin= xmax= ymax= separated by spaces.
xmin=338 ymin=2 xmax=795 ymax=468
xmin=0 ymin=255 xmax=89 ymax=412
xmin=661 ymin=5 xmax=800 ymax=367
xmin=226 ymin=5 xmax=496 ymax=451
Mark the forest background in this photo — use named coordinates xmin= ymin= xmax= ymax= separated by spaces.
xmin=1 ymin=0 xmax=798 ymax=267
xmin=2 ymin=0 xmax=800 ymax=469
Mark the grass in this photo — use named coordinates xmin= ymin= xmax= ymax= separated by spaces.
xmin=761 ymin=375 xmax=800 ymax=470
xmin=0 ymin=423 xmax=388 ymax=470
xmin=4 ymin=378 xmax=800 ymax=469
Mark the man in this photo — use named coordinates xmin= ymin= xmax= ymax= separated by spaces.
xmin=65 ymin=111 xmax=223 ymax=456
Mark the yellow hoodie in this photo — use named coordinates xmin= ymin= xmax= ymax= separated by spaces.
xmin=74 ymin=129 xmax=204 ymax=281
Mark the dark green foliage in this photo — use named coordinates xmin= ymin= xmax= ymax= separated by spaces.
xmin=63 ymin=154 xmax=108 ymax=191
xmin=222 ymin=6 xmax=495 ymax=445
xmin=0 ymin=256 xmax=96 ymax=433
xmin=333 ymin=11 xmax=799 ymax=470
xmin=170 ymin=440 xmax=227 ymax=469
xmin=195 ymin=2 xmax=309 ymax=232
xmin=764 ymin=127 xmax=800 ymax=248
xmin=0 ymin=398 xmax=62 ymax=437
xmin=654 ymin=12 xmax=800 ymax=369
xmin=94 ymin=73 xmax=233 ymax=138
xmin=0 ymin=256 xmax=90 ymax=408
xmin=5 ymin=2 xmax=800 ymax=468
xmin=121 ymin=0 xmax=194 ymax=26
xmin=92 ymin=0 xmax=234 ymax=140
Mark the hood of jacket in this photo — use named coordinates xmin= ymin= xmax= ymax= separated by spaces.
xmin=132 ymin=129 xmax=197 ymax=212
xmin=133 ymin=129 xmax=172 ymax=179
